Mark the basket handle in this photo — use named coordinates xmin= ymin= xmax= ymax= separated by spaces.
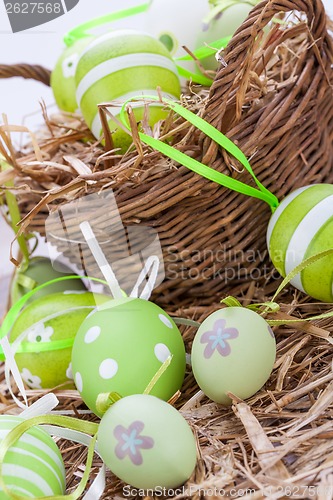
xmin=203 ymin=0 xmax=330 ymax=160
xmin=0 ymin=63 xmax=51 ymax=86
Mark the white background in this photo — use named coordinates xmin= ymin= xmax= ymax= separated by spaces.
xmin=0 ymin=0 xmax=332 ymax=314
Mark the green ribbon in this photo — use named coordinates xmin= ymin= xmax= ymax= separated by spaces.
xmin=0 ymin=157 xmax=30 ymax=264
xmin=0 ymin=275 xmax=110 ymax=360
xmin=205 ymin=0 xmax=258 ymax=28
xmin=119 ymin=95 xmax=279 ymax=211
xmin=64 ymin=2 xmax=151 ymax=46
xmin=174 ymin=35 xmax=232 ymax=86
xmin=221 ymin=249 xmax=333 ymax=326
xmin=0 ymin=415 xmax=99 ymax=500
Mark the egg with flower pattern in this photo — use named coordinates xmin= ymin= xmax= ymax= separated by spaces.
xmin=9 ymin=291 xmax=111 ymax=390
xmin=98 ymin=394 xmax=196 ymax=489
xmin=71 ymin=297 xmax=186 ymax=417
xmin=191 ymin=307 xmax=276 ymax=404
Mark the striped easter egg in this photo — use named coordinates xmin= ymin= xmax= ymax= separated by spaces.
xmin=0 ymin=415 xmax=65 ymax=498
xmin=267 ymin=184 xmax=333 ymax=302
xmin=75 ymin=29 xmax=181 ymax=151
xmin=51 ymin=36 xmax=94 ymax=112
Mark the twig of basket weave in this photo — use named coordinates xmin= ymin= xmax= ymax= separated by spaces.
xmin=0 ymin=63 xmax=51 ymax=86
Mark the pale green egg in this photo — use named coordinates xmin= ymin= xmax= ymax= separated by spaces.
xmin=10 ymin=256 xmax=86 ymax=306
xmin=98 ymin=394 xmax=197 ymax=489
xmin=9 ymin=291 xmax=111 ymax=390
xmin=267 ymin=184 xmax=333 ymax=302
xmin=191 ymin=307 xmax=276 ymax=404
xmin=0 ymin=415 xmax=65 ymax=499
xmin=75 ymin=29 xmax=181 ymax=152
xmin=71 ymin=297 xmax=186 ymax=417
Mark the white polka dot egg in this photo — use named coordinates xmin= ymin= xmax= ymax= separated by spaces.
xmin=191 ymin=307 xmax=276 ymax=404
xmin=71 ymin=298 xmax=186 ymax=416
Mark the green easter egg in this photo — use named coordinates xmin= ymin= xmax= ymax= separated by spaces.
xmin=98 ymin=394 xmax=197 ymax=489
xmin=9 ymin=291 xmax=111 ymax=390
xmin=267 ymin=184 xmax=333 ymax=302
xmin=75 ymin=29 xmax=181 ymax=152
xmin=10 ymin=256 xmax=86 ymax=306
xmin=51 ymin=37 xmax=94 ymax=112
xmin=191 ymin=307 xmax=276 ymax=404
xmin=0 ymin=415 xmax=65 ymax=499
xmin=71 ymin=297 xmax=186 ymax=417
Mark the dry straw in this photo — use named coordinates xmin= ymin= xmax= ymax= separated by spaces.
xmin=1 ymin=0 xmax=333 ymax=497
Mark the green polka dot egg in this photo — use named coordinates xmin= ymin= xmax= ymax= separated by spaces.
xmin=51 ymin=36 xmax=94 ymax=112
xmin=98 ymin=394 xmax=197 ymax=489
xmin=0 ymin=415 xmax=65 ymax=498
xmin=267 ymin=184 xmax=333 ymax=302
xmin=75 ymin=29 xmax=181 ymax=151
xmin=71 ymin=298 xmax=186 ymax=417
xmin=9 ymin=291 xmax=111 ymax=390
xmin=191 ymin=307 xmax=276 ymax=404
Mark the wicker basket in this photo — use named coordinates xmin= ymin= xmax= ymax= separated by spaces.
xmin=1 ymin=0 xmax=333 ymax=308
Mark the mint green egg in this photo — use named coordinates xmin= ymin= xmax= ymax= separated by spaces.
xmin=98 ymin=394 xmax=196 ymax=489
xmin=191 ymin=307 xmax=276 ymax=404
xmin=10 ymin=256 xmax=86 ymax=306
xmin=0 ymin=415 xmax=65 ymax=499
xmin=71 ymin=298 xmax=186 ymax=417
xmin=9 ymin=291 xmax=111 ymax=390
xmin=51 ymin=37 xmax=94 ymax=112
xmin=75 ymin=29 xmax=181 ymax=152
xmin=267 ymin=184 xmax=333 ymax=302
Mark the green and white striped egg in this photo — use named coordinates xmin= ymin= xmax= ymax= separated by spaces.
xmin=0 ymin=415 xmax=65 ymax=498
xmin=267 ymin=184 xmax=333 ymax=302
xmin=75 ymin=29 xmax=181 ymax=151
xmin=51 ymin=36 xmax=94 ymax=112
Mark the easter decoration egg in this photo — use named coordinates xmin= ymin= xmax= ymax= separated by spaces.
xmin=10 ymin=256 xmax=86 ymax=306
xmin=0 ymin=415 xmax=65 ymax=498
xmin=98 ymin=394 xmax=197 ymax=489
xmin=71 ymin=297 xmax=186 ymax=417
xmin=267 ymin=184 xmax=333 ymax=303
xmin=195 ymin=0 xmax=257 ymax=71
xmin=75 ymin=29 xmax=181 ymax=151
xmin=191 ymin=307 xmax=276 ymax=405
xmin=9 ymin=291 xmax=111 ymax=390
xmin=144 ymin=0 xmax=208 ymax=58
xmin=51 ymin=36 xmax=94 ymax=112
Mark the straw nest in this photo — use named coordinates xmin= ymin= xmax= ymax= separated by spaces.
xmin=1 ymin=287 xmax=333 ymax=499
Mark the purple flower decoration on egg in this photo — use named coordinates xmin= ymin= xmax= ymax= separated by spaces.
xmin=201 ymin=319 xmax=239 ymax=359
xmin=114 ymin=421 xmax=154 ymax=465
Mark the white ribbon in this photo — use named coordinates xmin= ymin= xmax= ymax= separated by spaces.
xmin=130 ymin=255 xmax=160 ymax=300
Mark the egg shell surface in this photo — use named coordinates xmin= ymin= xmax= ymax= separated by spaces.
xmin=267 ymin=184 xmax=333 ymax=302
xmin=98 ymin=394 xmax=197 ymax=489
xmin=9 ymin=291 xmax=111 ymax=390
xmin=51 ymin=36 xmax=94 ymax=112
xmin=10 ymin=256 xmax=86 ymax=306
xmin=0 ymin=415 xmax=65 ymax=499
xmin=191 ymin=307 xmax=276 ymax=404
xmin=71 ymin=297 xmax=186 ymax=417
xmin=75 ymin=29 xmax=181 ymax=151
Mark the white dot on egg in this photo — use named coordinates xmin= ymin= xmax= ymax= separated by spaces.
xmin=75 ymin=372 xmax=83 ymax=392
xmin=154 ymin=343 xmax=171 ymax=363
xmin=99 ymin=359 xmax=118 ymax=379
xmin=158 ymin=314 xmax=173 ymax=329
xmin=84 ymin=325 xmax=101 ymax=344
